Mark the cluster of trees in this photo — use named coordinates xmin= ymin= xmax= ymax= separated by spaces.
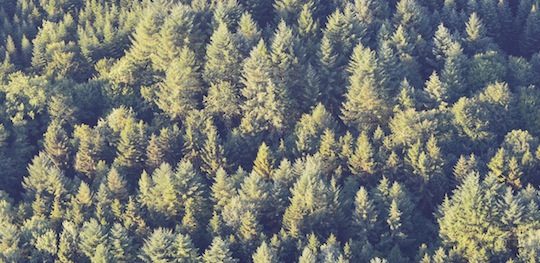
xmin=1 ymin=0 xmax=540 ymax=262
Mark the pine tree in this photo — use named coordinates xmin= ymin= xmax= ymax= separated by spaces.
xmin=153 ymin=4 xmax=194 ymax=72
xmin=298 ymin=246 xmax=318 ymax=263
xmin=43 ymin=120 xmax=71 ymax=170
xmin=252 ymin=142 xmax=273 ymax=179
xmin=204 ymin=81 xmax=241 ymax=128
xmin=204 ymin=22 xmax=242 ymax=86
xmin=432 ymin=23 xmax=455 ymax=68
xmin=393 ymin=0 xmax=430 ymax=37
xmin=201 ymin=119 xmax=227 ymax=176
xmin=175 ymin=233 xmax=200 ymax=262
xmin=282 ymin=156 xmax=335 ymax=238
xmin=155 ymin=47 xmax=203 ymax=121
xmin=318 ymin=129 xmax=340 ymax=176
xmin=520 ymin=4 xmax=540 ymax=56
xmin=202 ymin=236 xmax=239 ymax=263
xmin=139 ymin=228 xmax=176 ymax=263
xmin=74 ymin=124 xmax=107 ymax=178
xmin=297 ymin=4 xmax=319 ymax=64
xmin=236 ymin=12 xmax=261 ymax=57
xmin=349 ymin=132 xmax=376 ymax=178
xmin=352 ymin=187 xmax=377 ymax=241
xmin=464 ymin=12 xmax=491 ymax=53
xmin=341 ymin=43 xmax=389 ymax=133
xmin=113 ymin=120 xmax=146 ymax=179
xmin=271 ymin=20 xmax=301 ymax=115
xmin=342 ymin=75 xmax=389 ymax=133
xmin=57 ymin=221 xmax=80 ymax=263
xmin=395 ymin=78 xmax=416 ymax=111
xmin=91 ymin=243 xmax=113 ymax=263
xmin=109 ymin=223 xmax=136 ymax=263
xmin=252 ymin=241 xmax=278 ymax=263
xmin=441 ymin=42 xmax=467 ymax=102
xmin=240 ymin=40 xmax=287 ymax=136
xmin=212 ymin=167 xmax=236 ymax=212
xmin=294 ymin=103 xmax=337 ymax=156
xmin=79 ymin=219 xmax=107 ymax=259
xmin=424 ymin=71 xmax=448 ymax=107
xmin=146 ymin=126 xmax=182 ymax=172
xmin=238 ymin=210 xmax=262 ymax=259
xmin=213 ymin=0 xmax=244 ymax=30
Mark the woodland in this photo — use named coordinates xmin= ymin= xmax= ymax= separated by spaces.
xmin=0 ymin=0 xmax=540 ymax=262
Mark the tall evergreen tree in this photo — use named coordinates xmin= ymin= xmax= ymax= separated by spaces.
xmin=240 ymin=40 xmax=288 ymax=136
xmin=155 ymin=48 xmax=203 ymax=121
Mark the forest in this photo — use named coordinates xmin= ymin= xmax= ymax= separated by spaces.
xmin=0 ymin=0 xmax=540 ymax=262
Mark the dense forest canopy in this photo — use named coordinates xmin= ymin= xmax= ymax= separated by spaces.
xmin=1 ymin=0 xmax=540 ymax=262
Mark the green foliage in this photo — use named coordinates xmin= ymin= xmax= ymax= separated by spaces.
xmin=0 ymin=1 xmax=540 ymax=262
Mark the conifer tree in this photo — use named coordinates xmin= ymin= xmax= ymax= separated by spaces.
xmin=43 ymin=120 xmax=71 ymax=170
xmin=155 ymin=47 xmax=203 ymax=121
xmin=203 ymin=236 xmax=239 ymax=263
xmin=464 ymin=12 xmax=491 ymax=54
xmin=201 ymin=119 xmax=227 ymax=176
xmin=294 ymin=103 xmax=337 ymax=156
xmin=139 ymin=228 xmax=176 ymax=263
xmin=204 ymin=81 xmax=241 ymax=128
xmin=252 ymin=142 xmax=273 ymax=179
xmin=146 ymin=126 xmax=182 ymax=172
xmin=204 ymin=22 xmax=242 ymax=86
xmin=236 ymin=12 xmax=261 ymax=57
xmin=113 ymin=120 xmax=147 ymax=179
xmin=297 ymin=4 xmax=319 ymax=64
xmin=109 ymin=223 xmax=136 ymax=263
xmin=520 ymin=4 xmax=540 ymax=56
xmin=79 ymin=218 xmax=107 ymax=259
xmin=57 ymin=221 xmax=80 ymax=263
xmin=341 ymin=44 xmax=389 ymax=133
xmin=252 ymin=241 xmax=278 ymax=263
xmin=348 ymin=132 xmax=376 ymax=179
xmin=271 ymin=20 xmax=301 ymax=115
xmin=424 ymin=71 xmax=448 ymax=107
xmin=213 ymin=0 xmax=244 ymax=30
xmin=74 ymin=124 xmax=107 ymax=178
xmin=212 ymin=167 xmax=236 ymax=212
xmin=441 ymin=42 xmax=467 ymax=102
xmin=352 ymin=187 xmax=377 ymax=241
xmin=153 ymin=4 xmax=194 ymax=72
xmin=172 ymin=233 xmax=198 ymax=262
xmin=240 ymin=40 xmax=287 ymax=136
xmin=432 ymin=23 xmax=455 ymax=68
